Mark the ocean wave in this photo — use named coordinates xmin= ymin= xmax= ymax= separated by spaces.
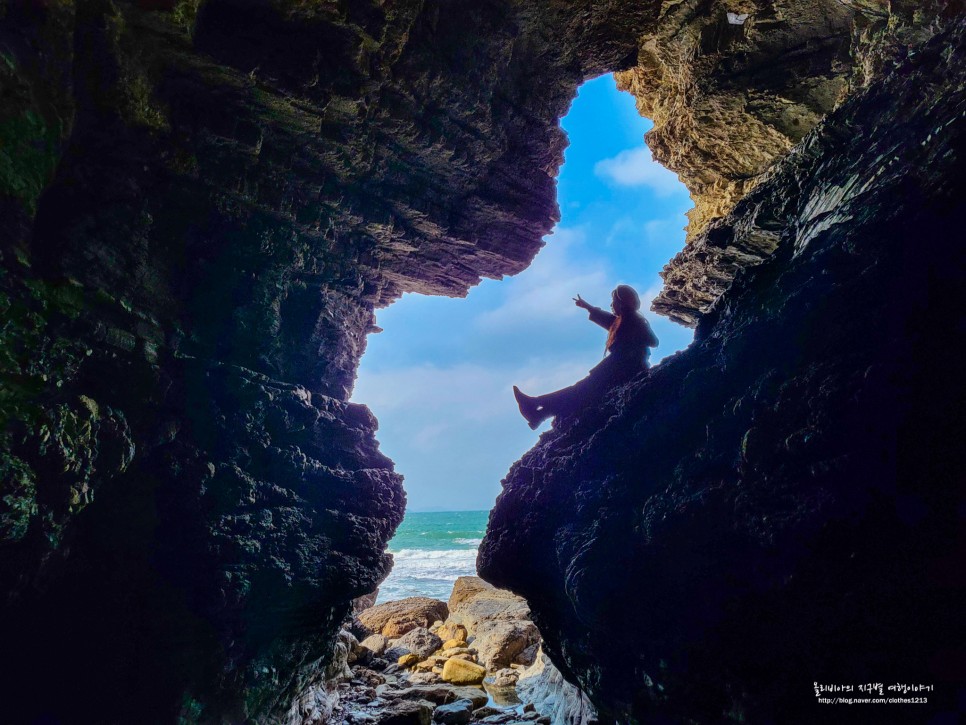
xmin=391 ymin=548 xmax=476 ymax=560
xmin=405 ymin=573 xmax=462 ymax=581
xmin=453 ymin=537 xmax=483 ymax=546
xmin=378 ymin=547 xmax=479 ymax=603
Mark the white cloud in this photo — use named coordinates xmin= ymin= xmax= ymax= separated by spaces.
xmin=644 ymin=217 xmax=686 ymax=247
xmin=354 ymin=357 xmax=595 ymax=423
xmin=410 ymin=422 xmax=450 ymax=451
xmin=355 ymin=363 xmax=504 ymax=415
xmin=474 ymin=227 xmax=612 ymax=333
xmin=602 ymin=216 xmax=635 ymax=248
xmin=594 ymin=147 xmax=684 ymax=196
xmin=637 ymin=282 xmax=662 ymax=312
xmin=352 ymin=355 xmax=600 ymax=509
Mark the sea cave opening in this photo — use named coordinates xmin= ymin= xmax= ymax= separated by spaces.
xmin=351 ymin=74 xmax=695 ymax=604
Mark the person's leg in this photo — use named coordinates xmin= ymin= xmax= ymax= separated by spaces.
xmin=533 ymin=374 xmax=602 ymax=418
xmin=513 ymin=386 xmax=542 ymax=428
xmin=532 ymin=384 xmax=579 ymax=416
xmin=514 ymin=357 xmax=633 ymax=428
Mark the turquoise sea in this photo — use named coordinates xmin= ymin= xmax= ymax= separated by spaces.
xmin=376 ymin=510 xmax=489 ymax=604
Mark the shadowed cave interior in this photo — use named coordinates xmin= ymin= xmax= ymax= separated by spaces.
xmin=1 ymin=1 xmax=964 ymax=723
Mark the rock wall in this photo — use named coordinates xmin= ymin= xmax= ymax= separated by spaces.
xmin=480 ymin=15 xmax=966 ymax=723
xmin=616 ymin=0 xmax=854 ymax=243
xmin=3 ymin=0 xmax=963 ymax=722
xmin=516 ymin=647 xmax=597 ymax=725
xmin=647 ymin=0 xmax=963 ymax=324
xmin=0 ymin=0 xmax=649 ymax=721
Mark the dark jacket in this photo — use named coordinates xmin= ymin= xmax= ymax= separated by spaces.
xmin=586 ymin=306 xmax=658 ymax=380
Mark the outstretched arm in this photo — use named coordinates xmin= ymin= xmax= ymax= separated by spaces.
xmin=574 ymin=294 xmax=615 ymax=329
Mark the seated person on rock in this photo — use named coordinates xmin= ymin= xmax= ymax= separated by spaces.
xmin=513 ymin=284 xmax=658 ymax=429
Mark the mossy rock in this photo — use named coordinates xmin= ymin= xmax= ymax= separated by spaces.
xmin=0 ymin=452 xmax=38 ymax=543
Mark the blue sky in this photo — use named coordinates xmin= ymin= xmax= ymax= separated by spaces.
xmin=352 ymin=74 xmax=694 ymax=512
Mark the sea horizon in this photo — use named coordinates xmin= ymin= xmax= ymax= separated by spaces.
xmin=375 ymin=510 xmax=490 ymax=604
xmin=405 ymin=507 xmax=491 ymax=514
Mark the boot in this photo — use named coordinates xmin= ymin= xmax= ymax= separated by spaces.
xmin=513 ymin=386 xmax=543 ymax=429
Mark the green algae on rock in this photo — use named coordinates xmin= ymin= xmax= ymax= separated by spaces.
xmin=1 ymin=0 xmax=964 ymax=722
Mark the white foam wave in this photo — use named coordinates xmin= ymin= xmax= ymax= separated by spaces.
xmin=405 ymin=573 xmax=462 ymax=582
xmin=390 ymin=548 xmax=476 ymax=560
xmin=453 ymin=537 xmax=483 ymax=546
xmin=378 ymin=547 xmax=479 ymax=603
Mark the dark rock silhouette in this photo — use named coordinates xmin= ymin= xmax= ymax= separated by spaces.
xmin=481 ymin=16 xmax=966 ymax=723
xmin=1 ymin=0 xmax=963 ymax=722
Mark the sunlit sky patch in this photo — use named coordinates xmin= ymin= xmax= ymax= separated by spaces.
xmin=352 ymin=74 xmax=694 ymax=512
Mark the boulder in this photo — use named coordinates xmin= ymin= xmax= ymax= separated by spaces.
xmin=353 ymin=590 xmax=379 ymax=614
xmin=447 ymin=687 xmax=489 ymax=708
xmin=395 ymin=627 xmax=443 ymax=659
xmin=351 ymin=668 xmax=387 ymax=688
xmin=326 ymin=630 xmax=355 ymax=679
xmin=474 ymin=620 xmax=540 ymax=671
xmin=432 ymin=699 xmax=474 ymax=725
xmin=440 ymin=646 xmax=471 ymax=657
xmin=483 ymin=682 xmax=522 ymax=708
xmin=441 ymin=658 xmax=486 ymax=686
xmin=472 ymin=706 xmax=502 ymax=719
xmin=398 ymin=654 xmax=420 ymax=668
xmin=347 ymin=714 xmax=378 ymax=725
xmin=415 ymin=656 xmax=448 ymax=672
xmin=513 ymin=643 xmax=539 ymax=667
xmin=407 ymin=672 xmax=442 ymax=685
xmin=476 ymin=714 xmax=518 ymax=724
xmin=441 ymin=638 xmax=465 ymax=651
xmin=361 ymin=634 xmax=390 ymax=656
xmin=437 ymin=623 xmax=468 ymax=643
xmin=359 ymin=598 xmax=450 ymax=638
xmin=485 ymin=668 xmax=519 ymax=688
xmin=374 ymin=699 xmax=433 ymax=725
xmin=344 ymin=630 xmax=365 ymax=664
xmin=447 ymin=578 xmax=529 ymax=634
xmin=394 ymin=685 xmax=461 ymax=705
xmin=384 ymin=646 xmax=412 ymax=662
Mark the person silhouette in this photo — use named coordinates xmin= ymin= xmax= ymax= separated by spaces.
xmin=513 ymin=285 xmax=658 ymax=429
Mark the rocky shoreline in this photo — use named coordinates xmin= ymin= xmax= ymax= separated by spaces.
xmin=291 ymin=577 xmax=595 ymax=725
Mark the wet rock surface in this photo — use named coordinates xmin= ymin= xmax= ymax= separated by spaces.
xmin=2 ymin=0 xmax=963 ymax=722
xmin=360 ymin=597 xmax=451 ymax=639
xmin=481 ymin=16 xmax=966 ymax=723
xmin=336 ymin=579 xmax=593 ymax=725
xmin=649 ymin=1 xmax=965 ymax=323
xmin=615 ymin=0 xmax=855 ymax=243
xmin=0 ymin=0 xmax=595 ymax=719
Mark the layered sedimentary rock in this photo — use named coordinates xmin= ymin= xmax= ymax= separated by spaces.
xmin=647 ymin=0 xmax=963 ymax=324
xmin=616 ymin=0 xmax=854 ymax=241
xmin=3 ymin=0 xmax=963 ymax=722
xmin=0 ymin=0 xmax=648 ymax=720
xmin=481 ymin=15 xmax=966 ymax=723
